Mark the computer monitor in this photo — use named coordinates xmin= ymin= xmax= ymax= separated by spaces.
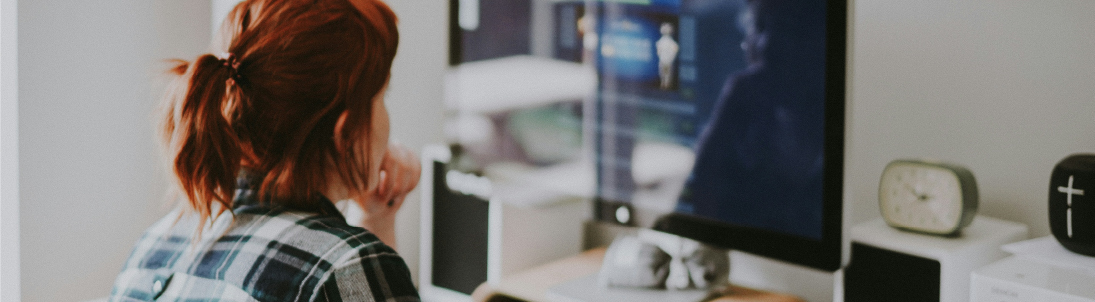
xmin=443 ymin=0 xmax=847 ymax=273
xmin=589 ymin=0 xmax=847 ymax=272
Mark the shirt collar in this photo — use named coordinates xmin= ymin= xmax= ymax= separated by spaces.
xmin=232 ymin=171 xmax=345 ymax=220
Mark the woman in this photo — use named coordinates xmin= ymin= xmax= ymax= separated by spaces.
xmin=108 ymin=0 xmax=421 ymax=301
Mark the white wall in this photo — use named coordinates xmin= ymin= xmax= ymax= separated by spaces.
xmin=846 ymin=0 xmax=1095 ymax=236
xmin=383 ymin=1 xmax=448 ymax=285
xmin=18 ymin=1 xmax=210 ymax=301
xmin=211 ymin=0 xmax=240 ymax=36
xmin=2 ymin=0 xmax=21 ymax=300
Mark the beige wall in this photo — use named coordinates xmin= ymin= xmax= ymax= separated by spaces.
xmin=17 ymin=1 xmax=210 ymax=301
xmin=2 ymin=0 xmax=20 ymax=299
xmin=383 ymin=0 xmax=448 ymax=285
xmin=846 ymin=0 xmax=1095 ymax=236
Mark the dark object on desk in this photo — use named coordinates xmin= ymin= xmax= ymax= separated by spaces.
xmin=676 ymin=242 xmax=730 ymax=290
xmin=599 ymin=233 xmax=729 ymax=290
xmin=483 ymin=294 xmax=527 ymax=302
xmin=844 ymin=242 xmax=940 ymax=302
xmin=599 ymin=235 xmax=671 ymax=288
xmin=431 ymin=160 xmax=491 ymax=295
xmin=1050 ymin=154 xmax=1095 ymax=256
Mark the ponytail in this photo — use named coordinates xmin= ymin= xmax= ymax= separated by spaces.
xmin=158 ymin=0 xmax=400 ymax=233
xmin=163 ymin=53 xmax=245 ymax=225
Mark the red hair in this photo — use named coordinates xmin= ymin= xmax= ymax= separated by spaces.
xmin=162 ymin=0 xmax=399 ymax=224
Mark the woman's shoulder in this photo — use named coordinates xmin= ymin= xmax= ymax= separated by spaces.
xmin=235 ymin=206 xmax=398 ymax=264
xmin=110 ymin=207 xmax=417 ymax=302
xmin=261 ymin=210 xmax=419 ymax=301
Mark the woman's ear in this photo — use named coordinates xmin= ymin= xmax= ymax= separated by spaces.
xmin=324 ymin=111 xmax=353 ymax=203
xmin=332 ymin=111 xmax=350 ymax=150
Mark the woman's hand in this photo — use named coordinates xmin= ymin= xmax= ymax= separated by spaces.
xmin=356 ymin=142 xmax=421 ymax=249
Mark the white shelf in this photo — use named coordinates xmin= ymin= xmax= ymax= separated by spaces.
xmin=444 ymin=55 xmax=597 ymax=114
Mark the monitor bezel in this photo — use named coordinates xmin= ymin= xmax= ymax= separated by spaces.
xmin=630 ymin=0 xmax=849 ymax=272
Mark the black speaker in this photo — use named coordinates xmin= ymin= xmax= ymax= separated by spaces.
xmin=431 ymin=161 xmax=490 ymax=295
xmin=844 ymin=242 xmax=940 ymax=302
xmin=1049 ymin=154 xmax=1095 ymax=256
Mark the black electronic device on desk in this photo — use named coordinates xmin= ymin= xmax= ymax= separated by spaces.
xmin=419 ymin=146 xmax=491 ymax=301
xmin=570 ymin=0 xmax=849 ymax=300
xmin=589 ymin=0 xmax=848 ymax=274
xmin=419 ymin=144 xmax=590 ymax=302
xmin=1050 ymin=154 xmax=1095 ymax=256
xmin=844 ymin=217 xmax=1028 ymax=302
xmin=441 ymin=0 xmax=851 ymax=299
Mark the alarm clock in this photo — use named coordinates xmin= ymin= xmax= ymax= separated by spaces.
xmin=1049 ymin=154 xmax=1095 ymax=256
xmin=878 ymin=159 xmax=979 ymax=236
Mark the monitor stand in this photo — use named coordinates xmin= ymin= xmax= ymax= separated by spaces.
xmin=547 ymin=273 xmax=803 ymax=302
xmin=474 ymin=223 xmax=807 ymax=302
xmin=539 ymin=246 xmax=805 ymax=302
xmin=475 ymin=245 xmax=805 ymax=302
xmin=536 ymin=225 xmax=807 ymax=302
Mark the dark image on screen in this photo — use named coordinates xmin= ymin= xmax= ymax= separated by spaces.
xmin=595 ymin=0 xmax=829 ymax=240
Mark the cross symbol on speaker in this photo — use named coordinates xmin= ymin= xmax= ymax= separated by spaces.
xmin=1058 ymin=175 xmax=1086 ymax=238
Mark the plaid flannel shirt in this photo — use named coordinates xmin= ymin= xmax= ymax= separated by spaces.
xmin=109 ymin=179 xmax=420 ymax=302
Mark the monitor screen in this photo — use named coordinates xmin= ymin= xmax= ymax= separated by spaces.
xmin=590 ymin=0 xmax=846 ymax=271
xmin=443 ymin=0 xmax=846 ymax=272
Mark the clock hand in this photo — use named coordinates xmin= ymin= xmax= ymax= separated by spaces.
xmin=904 ymin=183 xmax=918 ymax=195
xmin=904 ymin=183 xmax=930 ymax=201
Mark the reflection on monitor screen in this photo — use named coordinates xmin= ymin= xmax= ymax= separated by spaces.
xmin=444 ymin=0 xmax=846 ymax=272
xmin=592 ymin=0 xmax=828 ymax=240
xmin=592 ymin=0 xmax=846 ymax=271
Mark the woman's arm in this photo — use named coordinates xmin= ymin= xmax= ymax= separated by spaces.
xmin=355 ymin=142 xmax=421 ymax=250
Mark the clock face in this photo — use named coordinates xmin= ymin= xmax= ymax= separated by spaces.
xmin=879 ymin=162 xmax=966 ymax=234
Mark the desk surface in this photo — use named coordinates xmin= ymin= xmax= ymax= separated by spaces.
xmin=472 ymin=247 xmax=803 ymax=302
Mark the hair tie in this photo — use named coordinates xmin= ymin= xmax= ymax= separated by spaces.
xmin=216 ymin=52 xmax=242 ymax=85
